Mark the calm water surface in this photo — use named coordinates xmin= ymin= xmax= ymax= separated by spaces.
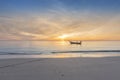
xmin=0 ymin=41 xmax=120 ymax=54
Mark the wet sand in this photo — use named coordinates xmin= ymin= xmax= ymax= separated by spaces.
xmin=0 ymin=57 xmax=120 ymax=80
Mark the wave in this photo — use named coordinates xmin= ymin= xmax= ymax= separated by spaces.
xmin=52 ymin=50 xmax=120 ymax=53
xmin=0 ymin=50 xmax=120 ymax=55
xmin=0 ymin=52 xmax=42 ymax=55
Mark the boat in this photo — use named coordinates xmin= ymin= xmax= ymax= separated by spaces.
xmin=69 ymin=41 xmax=82 ymax=45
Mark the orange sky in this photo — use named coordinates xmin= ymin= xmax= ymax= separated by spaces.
xmin=0 ymin=7 xmax=120 ymax=41
xmin=0 ymin=0 xmax=120 ymax=41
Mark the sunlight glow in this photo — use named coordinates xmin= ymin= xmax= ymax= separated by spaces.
xmin=58 ymin=34 xmax=69 ymax=40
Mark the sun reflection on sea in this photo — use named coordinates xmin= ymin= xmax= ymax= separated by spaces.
xmin=33 ymin=53 xmax=120 ymax=58
xmin=1 ymin=53 xmax=120 ymax=59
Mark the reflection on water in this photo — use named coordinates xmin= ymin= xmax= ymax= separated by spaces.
xmin=0 ymin=53 xmax=120 ymax=59
xmin=0 ymin=41 xmax=120 ymax=55
xmin=38 ymin=53 xmax=120 ymax=58
xmin=0 ymin=41 xmax=120 ymax=59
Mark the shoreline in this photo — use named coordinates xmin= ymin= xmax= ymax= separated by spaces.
xmin=0 ymin=52 xmax=120 ymax=59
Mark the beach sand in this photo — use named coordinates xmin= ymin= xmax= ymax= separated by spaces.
xmin=0 ymin=57 xmax=120 ymax=80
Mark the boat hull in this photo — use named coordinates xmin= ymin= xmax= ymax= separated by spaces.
xmin=69 ymin=41 xmax=82 ymax=45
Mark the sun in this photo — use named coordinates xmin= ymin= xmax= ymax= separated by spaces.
xmin=58 ymin=34 xmax=69 ymax=40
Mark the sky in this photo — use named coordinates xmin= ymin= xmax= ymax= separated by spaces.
xmin=0 ymin=0 xmax=120 ymax=40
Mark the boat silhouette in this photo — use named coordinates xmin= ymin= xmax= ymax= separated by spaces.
xmin=69 ymin=41 xmax=82 ymax=45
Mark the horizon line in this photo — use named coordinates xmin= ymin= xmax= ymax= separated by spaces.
xmin=0 ymin=40 xmax=120 ymax=41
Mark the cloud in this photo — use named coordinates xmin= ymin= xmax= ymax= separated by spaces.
xmin=0 ymin=3 xmax=120 ymax=40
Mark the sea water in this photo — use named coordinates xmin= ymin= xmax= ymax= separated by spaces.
xmin=0 ymin=41 xmax=120 ymax=58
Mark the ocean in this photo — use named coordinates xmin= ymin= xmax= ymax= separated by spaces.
xmin=0 ymin=41 xmax=120 ymax=58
